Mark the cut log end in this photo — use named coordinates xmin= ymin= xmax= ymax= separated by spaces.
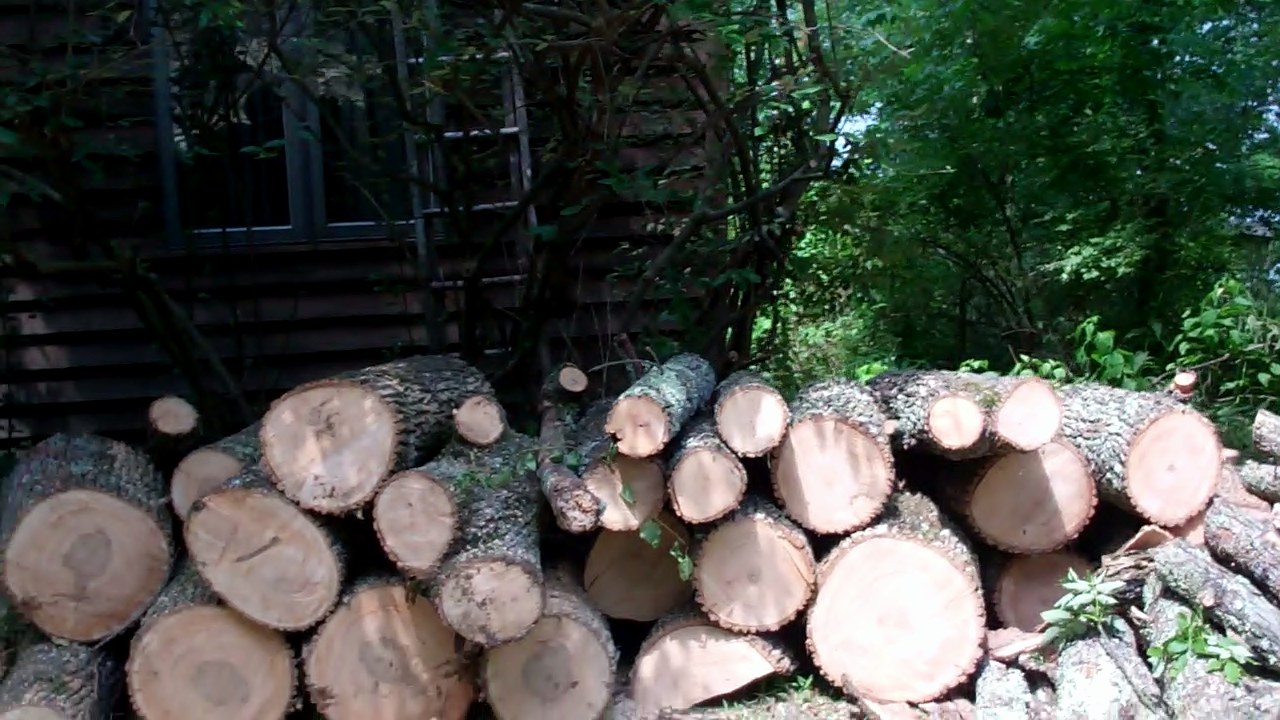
xmin=605 ymin=395 xmax=671 ymax=458
xmin=184 ymin=488 xmax=342 ymax=631
xmin=128 ymin=605 xmax=294 ymax=720
xmin=994 ymin=552 xmax=1094 ymax=632
xmin=148 ymin=396 xmax=199 ymax=436
xmin=1126 ymin=411 xmax=1222 ymax=525
xmin=557 ymin=365 xmax=590 ymax=393
xmin=436 ymin=560 xmax=544 ymax=646
xmin=807 ymin=535 xmax=985 ymax=703
xmin=454 ymin=395 xmax=507 ymax=447
xmin=773 ymin=418 xmax=894 ymax=534
xmin=373 ymin=471 xmax=457 ymax=578
xmin=668 ymin=447 xmax=748 ymax=524
xmin=927 ymin=395 xmax=985 ymax=450
xmin=993 ymin=378 xmax=1062 ymax=451
xmin=582 ymin=457 xmax=665 ymax=532
xmin=170 ymin=448 xmax=249 ymax=521
xmin=584 ymin=514 xmax=693 ymax=622
xmin=305 ymin=581 xmax=474 ymax=720
xmin=967 ymin=440 xmax=1097 ymax=553
xmin=260 ymin=382 xmax=398 ymax=513
xmin=3 ymin=489 xmax=171 ymax=642
xmin=714 ymin=384 xmax=789 ymax=457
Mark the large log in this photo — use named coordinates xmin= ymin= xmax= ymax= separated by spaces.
xmin=536 ymin=366 xmax=601 ymax=534
xmin=303 ymin=576 xmax=475 ymax=720
xmin=1239 ymin=460 xmax=1280 ymax=503
xmin=991 ymin=551 xmax=1094 ymax=632
xmin=260 ymin=355 xmax=493 ymax=514
xmin=1203 ymin=497 xmax=1280 ymax=602
xmin=712 ymin=370 xmax=790 ymax=457
xmin=693 ymin=497 xmax=816 ymax=632
xmin=630 ymin=608 xmax=796 ymax=716
xmin=605 ymin=352 xmax=717 ymax=458
xmin=1052 ymin=623 xmax=1169 ymax=719
xmin=184 ymin=466 xmax=345 ymax=631
xmin=667 ymin=414 xmax=748 ymax=524
xmin=1058 ymin=383 xmax=1221 ymax=525
xmin=127 ymin=560 xmax=296 ymax=720
xmin=0 ymin=642 xmax=120 ymax=719
xmin=772 ymin=379 xmax=897 ymax=534
xmin=806 ymin=492 xmax=985 ymax=703
xmin=868 ymin=370 xmax=1061 ymax=459
xmin=1153 ymin=538 xmax=1280 ymax=670
xmin=0 ymin=433 xmax=172 ymax=642
xmin=584 ymin=510 xmax=694 ymax=622
xmin=481 ymin=566 xmax=618 ymax=720
xmin=169 ymin=422 xmax=261 ymax=521
xmin=1254 ymin=408 xmax=1280 ymax=462
xmin=577 ymin=400 xmax=665 ymax=532
xmin=425 ymin=436 xmax=545 ymax=646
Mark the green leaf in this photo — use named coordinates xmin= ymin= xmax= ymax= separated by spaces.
xmin=638 ymin=520 xmax=663 ymax=548
xmin=1040 ymin=608 xmax=1073 ymax=623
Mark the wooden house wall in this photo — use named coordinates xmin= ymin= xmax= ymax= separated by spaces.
xmin=0 ymin=3 xmax=713 ymax=448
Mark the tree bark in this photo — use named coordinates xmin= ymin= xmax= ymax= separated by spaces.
xmin=576 ymin=399 xmax=665 ymax=532
xmin=537 ymin=367 xmax=600 ymax=534
xmin=605 ymin=352 xmax=717 ymax=458
xmin=973 ymin=659 xmax=1033 ymax=720
xmin=712 ymin=370 xmax=789 ymax=457
xmin=667 ymin=413 xmax=748 ymax=524
xmin=1203 ymin=497 xmax=1280 ymax=603
xmin=169 ymin=421 xmax=260 ymax=520
xmin=1255 ymin=408 xmax=1280 ymax=462
xmin=0 ymin=642 xmax=120 ymax=719
xmin=1052 ymin=623 xmax=1169 ymax=720
xmin=1239 ymin=460 xmax=1280 ymax=503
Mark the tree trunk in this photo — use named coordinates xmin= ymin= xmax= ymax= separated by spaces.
xmin=584 ymin=510 xmax=693 ymax=622
xmin=169 ymin=422 xmax=260 ymax=521
xmin=183 ymin=466 xmax=345 ymax=631
xmin=1058 ymin=383 xmax=1222 ymax=525
xmin=693 ymin=497 xmax=815 ymax=632
xmin=1052 ymin=624 xmax=1169 ymax=720
xmin=990 ymin=550 xmax=1094 ymax=631
xmin=630 ymin=608 xmax=796 ymax=716
xmin=1254 ymin=408 xmax=1280 ymax=462
xmin=668 ymin=414 xmax=748 ymax=524
xmin=1239 ymin=460 xmax=1280 ymax=503
xmin=806 ymin=492 xmax=985 ymax=703
xmin=712 ymin=370 xmax=789 ymax=457
xmin=303 ymin=576 xmax=475 ymax=720
xmin=1203 ymin=497 xmax=1280 ymax=603
xmin=127 ymin=560 xmax=296 ymax=720
xmin=425 ymin=436 xmax=545 ymax=647
xmin=973 ymin=659 xmax=1033 ymax=720
xmin=454 ymin=394 xmax=508 ymax=447
xmin=0 ymin=642 xmax=120 ymax=719
xmin=260 ymin=355 xmax=493 ymax=514
xmin=536 ymin=367 xmax=600 ymax=534
xmin=481 ymin=566 xmax=618 ymax=720
xmin=577 ymin=400 xmax=665 ymax=532
xmin=772 ymin=379 xmax=897 ymax=534
xmin=145 ymin=395 xmax=201 ymax=476
xmin=605 ymin=352 xmax=717 ymax=458
xmin=0 ymin=433 xmax=172 ymax=642
xmin=1153 ymin=538 xmax=1280 ymax=670
xmin=956 ymin=439 xmax=1097 ymax=554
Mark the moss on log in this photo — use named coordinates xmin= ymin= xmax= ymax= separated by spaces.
xmin=0 ymin=433 xmax=172 ymax=643
xmin=605 ymin=353 xmax=717 ymax=458
xmin=1052 ymin=623 xmax=1169 ymax=720
xmin=1203 ymin=497 xmax=1280 ymax=603
xmin=260 ymin=355 xmax=493 ymax=514
xmin=667 ymin=414 xmax=748 ymax=524
xmin=0 ymin=642 xmax=120 ymax=719
xmin=712 ymin=371 xmax=789 ymax=457
xmin=170 ymin=422 xmax=261 ymax=520
xmin=772 ymin=379 xmax=896 ymax=534
xmin=1058 ymin=383 xmax=1221 ymax=525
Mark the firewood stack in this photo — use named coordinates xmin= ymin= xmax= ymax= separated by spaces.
xmin=4 ymin=351 xmax=1280 ymax=719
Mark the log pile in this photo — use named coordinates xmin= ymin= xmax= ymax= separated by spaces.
xmin=4 ymin=351 xmax=1280 ymax=719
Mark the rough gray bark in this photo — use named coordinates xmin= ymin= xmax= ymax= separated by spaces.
xmin=1255 ymin=408 xmax=1280 ymax=463
xmin=1139 ymin=594 xmax=1280 ymax=718
xmin=711 ymin=370 xmax=789 ymax=457
xmin=261 ymin=354 xmax=493 ymax=514
xmin=137 ymin=559 xmax=218 ymax=628
xmin=0 ymin=642 xmax=120 ymax=719
xmin=605 ymin=352 xmax=717 ymax=458
xmin=869 ymin=371 xmax=994 ymax=459
xmin=1239 ymin=460 xmax=1280 ymax=503
xmin=169 ymin=421 xmax=261 ymax=520
xmin=973 ymin=659 xmax=1032 ymax=720
xmin=1052 ymin=623 xmax=1169 ymax=720
xmin=667 ymin=413 xmax=748 ymax=524
xmin=537 ymin=368 xmax=600 ymax=533
xmin=1203 ymin=497 xmax=1280 ymax=602
xmin=1153 ymin=538 xmax=1280 ymax=670
xmin=0 ymin=433 xmax=172 ymax=642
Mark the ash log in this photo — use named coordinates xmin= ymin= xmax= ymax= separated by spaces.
xmin=1255 ymin=408 xmax=1280 ymax=463
xmin=605 ymin=353 xmax=717 ymax=458
xmin=577 ymin=401 xmax=665 ymax=532
xmin=169 ymin=422 xmax=260 ymax=521
xmin=667 ymin=414 xmax=748 ymax=524
xmin=1239 ymin=460 xmax=1280 ymax=504
xmin=145 ymin=395 xmax=201 ymax=475
xmin=0 ymin=642 xmax=120 ymax=719
xmin=992 ymin=551 xmax=1094 ymax=632
xmin=584 ymin=510 xmax=693 ymax=622
xmin=1203 ymin=497 xmax=1280 ymax=603
xmin=536 ymin=366 xmax=600 ymax=534
xmin=1052 ymin=622 xmax=1169 ymax=720
xmin=712 ymin=371 xmax=789 ymax=458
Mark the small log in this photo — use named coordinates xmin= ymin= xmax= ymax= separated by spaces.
xmin=667 ymin=414 xmax=748 ymax=524
xmin=481 ymin=566 xmax=618 ymax=720
xmin=772 ymin=379 xmax=896 ymax=534
xmin=454 ymin=394 xmax=508 ymax=447
xmin=712 ymin=370 xmax=790 ymax=457
xmin=169 ymin=422 xmax=261 ymax=521
xmin=127 ymin=560 xmax=295 ymax=719
xmin=1239 ymin=460 xmax=1280 ymax=503
xmin=553 ymin=362 xmax=590 ymax=394
xmin=806 ymin=492 xmax=985 ymax=703
xmin=0 ymin=433 xmax=172 ymax=642
xmin=973 ymin=659 xmax=1033 ymax=720
xmin=1255 ymin=408 xmax=1280 ymax=462
xmin=184 ymin=467 xmax=344 ymax=631
xmin=260 ymin=355 xmax=493 ymax=514
xmin=372 ymin=468 xmax=456 ymax=579
xmin=145 ymin=395 xmax=200 ymax=473
xmin=584 ymin=510 xmax=693 ymax=622
xmin=992 ymin=551 xmax=1095 ymax=632
xmin=537 ymin=367 xmax=600 ymax=534
xmin=959 ymin=439 xmax=1097 ymax=553
xmin=604 ymin=352 xmax=717 ymax=458
xmin=303 ymin=576 xmax=475 ymax=720
xmin=1138 ymin=594 xmax=1280 ymax=718
xmin=1058 ymin=383 xmax=1222 ymax=526
xmin=1153 ymin=538 xmax=1280 ymax=670
xmin=577 ymin=400 xmax=665 ymax=532
xmin=1203 ymin=497 xmax=1280 ymax=602
xmin=0 ymin=642 xmax=120 ymax=718
xmin=630 ymin=609 xmax=796 ymax=716
xmin=1052 ymin=623 xmax=1169 ymax=720
xmin=693 ymin=497 xmax=816 ymax=632
xmin=425 ymin=436 xmax=545 ymax=646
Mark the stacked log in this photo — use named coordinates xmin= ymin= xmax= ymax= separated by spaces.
xmin=6 ymin=351 xmax=1280 ymax=719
